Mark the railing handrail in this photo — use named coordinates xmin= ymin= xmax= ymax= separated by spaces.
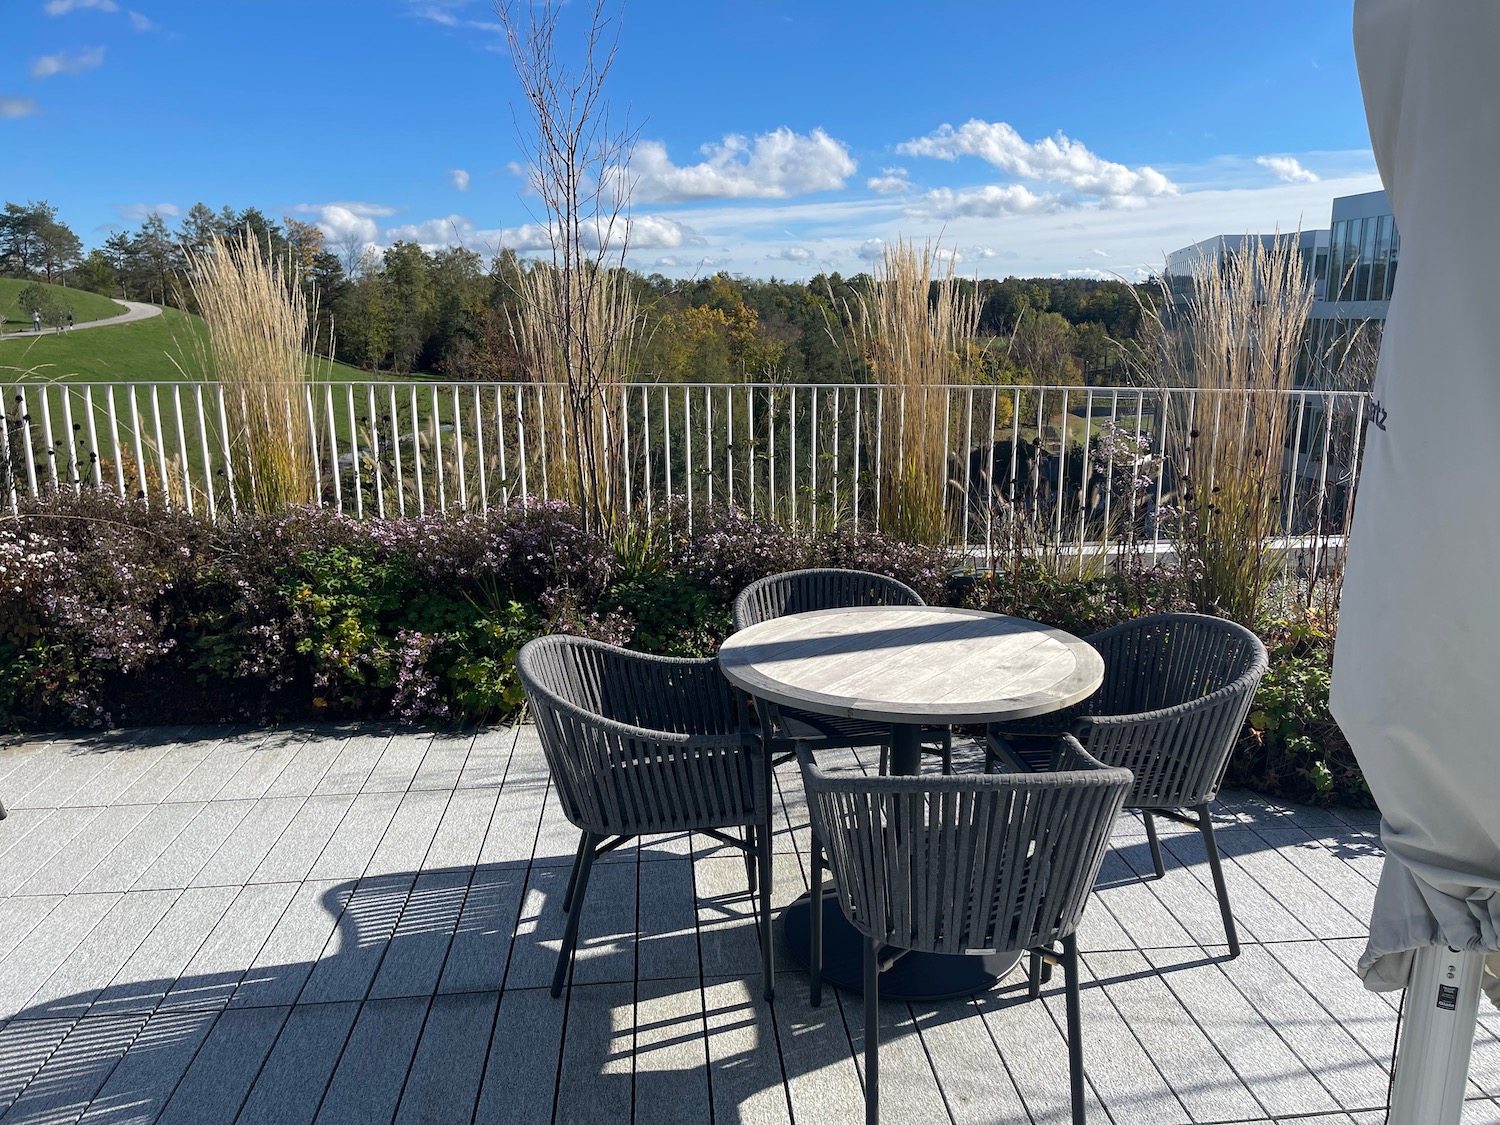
xmin=0 ymin=379 xmax=1371 ymax=555
xmin=23 ymin=378 xmax=1374 ymax=400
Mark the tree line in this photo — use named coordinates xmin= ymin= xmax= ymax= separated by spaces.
xmin=0 ymin=198 xmax=1161 ymax=385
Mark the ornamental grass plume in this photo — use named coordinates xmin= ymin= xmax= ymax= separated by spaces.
xmin=848 ymin=238 xmax=980 ymax=545
xmin=184 ymin=228 xmax=315 ymax=514
xmin=1153 ymin=232 xmax=1314 ymax=627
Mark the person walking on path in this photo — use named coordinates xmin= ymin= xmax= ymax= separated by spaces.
xmin=31 ymin=309 xmax=40 ymax=333
xmin=66 ymin=311 xmax=73 ymax=331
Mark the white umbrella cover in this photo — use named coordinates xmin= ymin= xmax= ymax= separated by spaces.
xmin=1333 ymin=0 xmax=1500 ymax=1006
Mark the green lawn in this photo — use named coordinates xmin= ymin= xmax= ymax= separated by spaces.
xmin=0 ymin=279 xmax=129 ymax=333
xmin=0 ymin=305 xmax=371 ymax=383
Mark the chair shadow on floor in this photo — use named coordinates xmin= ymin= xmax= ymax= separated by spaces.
xmin=3 ymin=799 xmax=1310 ymax=1125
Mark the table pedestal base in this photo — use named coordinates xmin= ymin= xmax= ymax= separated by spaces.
xmin=781 ymin=891 xmax=1022 ymax=1001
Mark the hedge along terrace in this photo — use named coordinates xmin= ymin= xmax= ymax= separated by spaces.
xmin=0 ymin=488 xmax=1360 ymax=807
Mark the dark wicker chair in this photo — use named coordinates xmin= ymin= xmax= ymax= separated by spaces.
xmin=733 ymin=568 xmax=952 ymax=774
xmin=517 ymin=635 xmax=775 ymax=1001
xmin=799 ymin=736 xmax=1131 ymax=1125
xmin=986 ymin=613 xmax=1269 ymax=958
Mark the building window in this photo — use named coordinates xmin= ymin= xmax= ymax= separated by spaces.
xmin=1370 ymin=215 xmax=1389 ymax=302
xmin=1356 ymin=216 xmax=1377 ymax=302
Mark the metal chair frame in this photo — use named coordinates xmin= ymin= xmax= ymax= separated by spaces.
xmin=799 ymin=737 xmax=1131 ymax=1125
xmin=986 ymin=612 xmax=1269 ymax=958
xmin=518 ymin=634 xmax=776 ymax=1001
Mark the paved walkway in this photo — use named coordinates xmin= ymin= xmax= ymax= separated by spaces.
xmin=0 ymin=725 xmax=1495 ymax=1125
xmin=0 ymin=301 xmax=161 ymax=340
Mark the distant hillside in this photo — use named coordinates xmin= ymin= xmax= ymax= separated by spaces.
xmin=0 ymin=279 xmax=128 ymax=333
xmin=0 ymin=305 xmax=371 ymax=383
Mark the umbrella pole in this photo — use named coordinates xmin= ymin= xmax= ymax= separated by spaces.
xmin=1389 ymin=944 xmax=1485 ymax=1124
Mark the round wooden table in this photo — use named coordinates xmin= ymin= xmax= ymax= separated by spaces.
xmin=718 ymin=604 xmax=1104 ymax=999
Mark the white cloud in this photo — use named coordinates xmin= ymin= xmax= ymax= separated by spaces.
xmin=964 ymin=244 xmax=999 ymax=260
xmin=44 ymin=0 xmax=118 ymax=13
xmin=315 ymin=207 xmax=382 ymax=248
xmin=0 ymin=97 xmax=39 ymax=118
xmin=449 ymin=168 xmax=471 ymax=192
xmin=898 ymin=119 xmax=1176 ymax=203
xmin=31 ymin=46 xmax=106 ymax=78
xmin=1256 ymin=155 xmax=1319 ymax=183
xmin=910 ymin=183 xmax=1057 ymax=220
xmin=634 ymin=160 xmax=1382 ymax=284
xmin=866 ymin=167 xmax=911 ymax=194
xmin=128 ymin=10 xmax=152 ymax=30
xmin=627 ymin=214 xmax=699 ymax=249
xmin=627 ymin=128 xmax=856 ymax=203
xmin=767 ymin=246 xmax=813 ymax=262
xmin=376 ymin=211 xmax=697 ymax=255
xmin=408 ymin=1 xmax=504 ymax=33
xmin=113 ymin=202 xmax=179 ymax=221
xmin=296 ymin=200 xmax=399 ymax=219
xmin=385 ymin=214 xmax=477 ymax=247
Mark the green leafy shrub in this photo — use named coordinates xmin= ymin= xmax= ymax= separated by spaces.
xmin=1225 ymin=621 xmax=1369 ymax=807
xmin=0 ymin=489 xmax=1371 ymax=808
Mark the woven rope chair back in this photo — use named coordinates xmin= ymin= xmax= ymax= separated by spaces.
xmin=518 ymin=635 xmax=759 ymax=837
xmin=733 ymin=569 xmax=924 ymax=632
xmin=800 ymin=742 xmax=1131 ymax=956
xmin=1086 ymin=613 xmax=1268 ymax=808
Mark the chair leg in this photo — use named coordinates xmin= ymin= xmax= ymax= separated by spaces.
xmin=552 ymin=832 xmax=599 ymax=998
xmin=759 ymin=817 xmax=775 ymax=1002
xmin=864 ymin=937 xmax=880 ymax=1125
xmin=1027 ymin=949 xmax=1043 ymax=1000
xmin=940 ymin=728 xmax=953 ymax=776
xmin=810 ymin=835 xmax=824 ymax=1007
xmin=1143 ymin=811 xmax=1166 ymax=879
xmin=1197 ymin=804 xmax=1240 ymax=959
xmin=878 ymin=743 xmax=889 ymax=775
xmin=745 ymin=825 xmax=759 ymax=895
xmin=561 ymin=832 xmax=590 ymax=914
xmin=1061 ymin=933 xmax=1086 ymax=1125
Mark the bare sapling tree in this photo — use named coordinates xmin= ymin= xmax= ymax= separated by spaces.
xmin=496 ymin=0 xmax=641 ymax=534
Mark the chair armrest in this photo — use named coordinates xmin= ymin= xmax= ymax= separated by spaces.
xmin=1071 ymin=679 xmax=1256 ymax=805
xmin=1072 ymin=674 xmax=1255 ymax=735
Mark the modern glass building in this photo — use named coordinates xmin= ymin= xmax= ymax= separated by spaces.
xmin=1306 ymin=190 xmax=1395 ymax=388
xmin=1164 ymin=189 xmax=1396 ymax=532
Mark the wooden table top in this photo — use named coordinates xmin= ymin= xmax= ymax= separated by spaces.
xmin=717 ymin=605 xmax=1103 ymax=726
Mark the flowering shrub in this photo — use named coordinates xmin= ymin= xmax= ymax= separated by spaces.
xmin=0 ymin=489 xmax=1366 ymax=805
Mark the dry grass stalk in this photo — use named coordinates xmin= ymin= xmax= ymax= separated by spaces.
xmin=1155 ymin=233 xmax=1314 ymax=626
xmin=849 ymin=238 xmax=979 ymax=544
xmin=183 ymin=229 xmax=314 ymax=513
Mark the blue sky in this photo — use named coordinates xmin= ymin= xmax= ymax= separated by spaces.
xmin=0 ymin=0 xmax=1382 ymax=281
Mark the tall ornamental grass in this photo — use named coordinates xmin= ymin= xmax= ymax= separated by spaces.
xmin=1155 ymin=234 xmax=1314 ymax=626
xmin=850 ymin=239 xmax=979 ymax=544
xmin=183 ymin=229 xmax=315 ymax=514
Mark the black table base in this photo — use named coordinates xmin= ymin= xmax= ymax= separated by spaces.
xmin=781 ymin=890 xmax=1022 ymax=1001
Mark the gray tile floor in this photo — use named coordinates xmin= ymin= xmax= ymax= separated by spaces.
xmin=0 ymin=724 xmax=1495 ymax=1125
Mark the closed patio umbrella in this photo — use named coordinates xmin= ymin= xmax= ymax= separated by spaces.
xmin=1332 ymin=0 xmax=1500 ymax=1119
